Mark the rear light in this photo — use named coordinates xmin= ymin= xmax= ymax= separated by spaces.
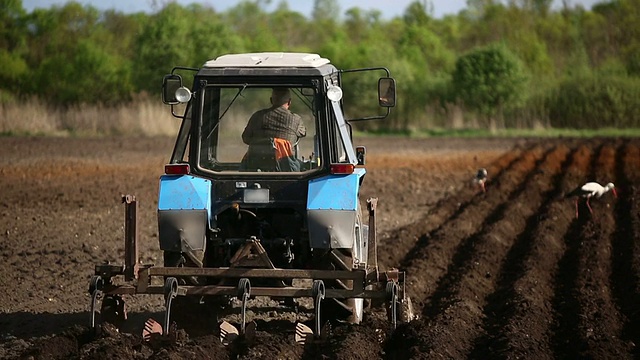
xmin=330 ymin=163 xmax=355 ymax=174
xmin=164 ymin=163 xmax=190 ymax=175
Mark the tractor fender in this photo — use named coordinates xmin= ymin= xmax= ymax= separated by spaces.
xmin=307 ymin=168 xmax=365 ymax=249
xmin=157 ymin=175 xmax=211 ymax=253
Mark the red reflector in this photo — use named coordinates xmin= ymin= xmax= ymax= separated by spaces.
xmin=164 ymin=163 xmax=190 ymax=175
xmin=330 ymin=163 xmax=355 ymax=174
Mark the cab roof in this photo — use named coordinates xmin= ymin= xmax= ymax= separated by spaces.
xmin=203 ymin=52 xmax=331 ymax=68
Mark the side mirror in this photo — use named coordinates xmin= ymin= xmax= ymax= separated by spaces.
xmin=162 ymin=74 xmax=183 ymax=105
xmin=378 ymin=77 xmax=396 ymax=108
xmin=356 ymin=146 xmax=366 ymax=165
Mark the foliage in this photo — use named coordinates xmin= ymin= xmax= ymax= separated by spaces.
xmin=546 ymin=73 xmax=640 ymax=129
xmin=2 ymin=0 xmax=640 ymax=132
xmin=0 ymin=50 xmax=28 ymax=94
xmin=452 ymin=43 xmax=529 ymax=128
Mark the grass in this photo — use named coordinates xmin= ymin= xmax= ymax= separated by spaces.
xmin=3 ymin=99 xmax=640 ymax=138
xmin=0 ymin=97 xmax=180 ymax=137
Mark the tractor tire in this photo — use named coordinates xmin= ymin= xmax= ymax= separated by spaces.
xmin=319 ymin=204 xmax=367 ymax=324
xmin=100 ymin=294 xmax=127 ymax=330
xmin=313 ymin=248 xmax=364 ymax=325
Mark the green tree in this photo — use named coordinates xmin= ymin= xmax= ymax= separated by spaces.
xmin=132 ymin=3 xmax=194 ymax=93
xmin=23 ymin=2 xmax=134 ymax=104
xmin=225 ymin=1 xmax=279 ymax=51
xmin=452 ymin=43 xmax=529 ymax=129
xmin=187 ymin=4 xmax=245 ymax=65
xmin=510 ymin=0 xmax=553 ymax=16
xmin=465 ymin=0 xmax=500 ymax=18
xmin=270 ymin=3 xmax=313 ymax=50
xmin=403 ymin=1 xmax=430 ymax=25
xmin=590 ymin=0 xmax=640 ymax=75
xmin=0 ymin=0 xmax=28 ymax=98
xmin=34 ymin=39 xmax=131 ymax=104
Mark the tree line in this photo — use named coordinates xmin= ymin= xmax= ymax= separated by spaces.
xmin=2 ymin=0 xmax=640 ymax=131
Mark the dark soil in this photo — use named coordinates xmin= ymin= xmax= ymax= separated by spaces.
xmin=1 ymin=136 xmax=638 ymax=359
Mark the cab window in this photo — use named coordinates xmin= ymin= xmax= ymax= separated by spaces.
xmin=197 ymin=86 xmax=321 ymax=173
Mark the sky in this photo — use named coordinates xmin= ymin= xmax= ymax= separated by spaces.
xmin=23 ymin=0 xmax=605 ymax=19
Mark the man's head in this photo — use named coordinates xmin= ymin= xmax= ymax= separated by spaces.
xmin=271 ymin=88 xmax=291 ymax=107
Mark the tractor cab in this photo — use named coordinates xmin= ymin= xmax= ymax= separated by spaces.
xmin=162 ymin=53 xmax=395 ymax=179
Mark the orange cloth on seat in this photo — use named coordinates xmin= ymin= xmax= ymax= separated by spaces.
xmin=273 ymin=138 xmax=294 ymax=160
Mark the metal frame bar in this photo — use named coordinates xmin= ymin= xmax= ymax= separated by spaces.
xmin=94 ymin=265 xmax=405 ymax=299
xmin=98 ymin=195 xmax=406 ymax=303
xmin=123 ymin=195 xmax=139 ymax=281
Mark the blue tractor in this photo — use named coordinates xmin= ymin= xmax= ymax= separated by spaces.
xmin=89 ymin=52 xmax=411 ymax=343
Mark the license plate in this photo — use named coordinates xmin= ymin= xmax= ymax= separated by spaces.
xmin=243 ymin=188 xmax=269 ymax=203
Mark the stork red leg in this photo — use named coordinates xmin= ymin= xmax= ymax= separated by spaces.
xmin=575 ymin=198 xmax=579 ymax=219
xmin=586 ymin=198 xmax=594 ymax=214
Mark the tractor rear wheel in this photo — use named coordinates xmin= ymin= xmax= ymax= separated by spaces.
xmin=313 ymin=248 xmax=364 ymax=324
xmin=100 ymin=294 xmax=127 ymax=330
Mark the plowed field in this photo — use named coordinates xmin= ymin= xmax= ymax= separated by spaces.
xmin=1 ymin=136 xmax=639 ymax=359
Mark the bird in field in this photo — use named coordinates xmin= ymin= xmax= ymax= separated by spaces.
xmin=566 ymin=181 xmax=617 ymax=219
xmin=474 ymin=168 xmax=488 ymax=193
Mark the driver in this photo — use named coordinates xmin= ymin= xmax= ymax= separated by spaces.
xmin=242 ymin=88 xmax=306 ymax=146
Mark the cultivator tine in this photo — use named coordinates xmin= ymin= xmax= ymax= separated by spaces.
xmin=238 ymin=278 xmax=251 ymax=334
xmin=312 ymin=280 xmax=325 ymax=336
xmin=88 ymin=275 xmax=104 ymax=330
xmin=295 ymin=323 xmax=313 ymax=344
xmin=163 ymin=277 xmax=179 ymax=335
xmin=219 ymin=320 xmax=239 ymax=345
xmin=386 ymin=281 xmax=399 ymax=329
xmin=141 ymin=278 xmax=179 ymax=342
xmin=218 ymin=278 xmax=256 ymax=346
xmin=295 ymin=280 xmax=327 ymax=345
xmin=295 ymin=321 xmax=330 ymax=345
xmin=143 ymin=318 xmax=163 ymax=341
xmin=238 ymin=278 xmax=257 ymax=344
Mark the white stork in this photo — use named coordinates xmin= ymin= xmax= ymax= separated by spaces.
xmin=567 ymin=182 xmax=617 ymax=219
xmin=474 ymin=168 xmax=488 ymax=193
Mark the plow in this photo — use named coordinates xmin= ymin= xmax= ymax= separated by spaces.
xmin=87 ymin=52 xmax=412 ymax=344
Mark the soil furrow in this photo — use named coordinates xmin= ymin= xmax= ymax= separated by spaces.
xmin=467 ymin=143 xmax=575 ymax=359
xmin=421 ymin=145 xmax=564 ymax=358
xmin=571 ymin=143 xmax=630 ymax=358
xmin=385 ymin=144 xmax=557 ymax=358
xmin=398 ymin=144 xmax=547 ymax=310
xmin=3 ymin=137 xmax=640 ymax=360
xmin=551 ymin=141 xmax=603 ymax=358
xmin=612 ymin=141 xmax=640 ymax=357
xmin=377 ymin=146 xmax=525 ymax=271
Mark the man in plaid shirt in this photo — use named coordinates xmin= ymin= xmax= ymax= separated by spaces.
xmin=242 ymin=88 xmax=307 ymax=146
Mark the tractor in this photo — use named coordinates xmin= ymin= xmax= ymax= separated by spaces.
xmin=88 ymin=52 xmax=412 ymax=343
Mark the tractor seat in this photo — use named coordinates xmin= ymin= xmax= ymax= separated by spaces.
xmin=241 ymin=138 xmax=300 ymax=172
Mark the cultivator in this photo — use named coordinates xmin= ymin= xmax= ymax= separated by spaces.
xmin=89 ymin=195 xmax=410 ymax=342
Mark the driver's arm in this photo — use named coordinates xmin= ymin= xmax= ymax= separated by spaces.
xmin=242 ymin=113 xmax=259 ymax=145
xmin=295 ymin=115 xmax=306 ymax=138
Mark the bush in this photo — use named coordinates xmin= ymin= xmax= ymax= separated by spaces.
xmin=452 ymin=43 xmax=529 ymax=129
xmin=547 ymin=73 xmax=640 ymax=129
